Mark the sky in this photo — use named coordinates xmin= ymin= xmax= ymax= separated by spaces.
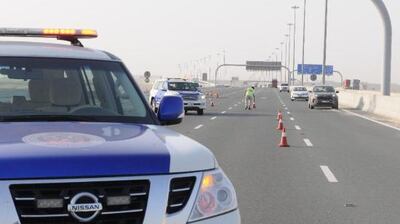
xmin=1 ymin=0 xmax=399 ymax=85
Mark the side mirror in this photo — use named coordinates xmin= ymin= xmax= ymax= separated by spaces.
xmin=336 ymin=91 xmax=339 ymax=93
xmin=158 ymin=95 xmax=184 ymax=125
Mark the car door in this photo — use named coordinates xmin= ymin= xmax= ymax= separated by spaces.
xmin=155 ymin=81 xmax=167 ymax=105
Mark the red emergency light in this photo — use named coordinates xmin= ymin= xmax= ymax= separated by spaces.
xmin=0 ymin=28 xmax=98 ymax=46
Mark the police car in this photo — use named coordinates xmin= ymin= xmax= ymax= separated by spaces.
xmin=0 ymin=28 xmax=240 ymax=224
xmin=149 ymin=78 xmax=206 ymax=115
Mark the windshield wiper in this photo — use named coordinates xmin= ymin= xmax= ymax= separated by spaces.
xmin=0 ymin=115 xmax=101 ymax=122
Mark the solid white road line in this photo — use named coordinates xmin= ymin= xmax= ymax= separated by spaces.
xmin=295 ymin=125 xmax=301 ymax=130
xmin=303 ymin=138 xmax=313 ymax=147
xmin=342 ymin=109 xmax=400 ymax=132
xmin=290 ymin=117 xmax=295 ymax=121
xmin=194 ymin=125 xmax=204 ymax=130
xmin=228 ymin=107 xmax=233 ymax=110
xmin=211 ymin=116 xmax=217 ymax=120
xmin=221 ymin=111 xmax=226 ymax=114
xmin=320 ymin=166 xmax=339 ymax=183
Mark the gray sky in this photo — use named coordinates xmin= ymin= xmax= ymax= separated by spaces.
xmin=1 ymin=0 xmax=399 ymax=84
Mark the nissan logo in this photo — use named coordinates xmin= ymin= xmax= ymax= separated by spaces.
xmin=67 ymin=192 xmax=103 ymax=222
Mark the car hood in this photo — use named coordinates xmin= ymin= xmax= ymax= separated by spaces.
xmin=315 ymin=92 xmax=336 ymax=97
xmin=0 ymin=122 xmax=216 ymax=179
xmin=292 ymin=91 xmax=308 ymax=94
xmin=175 ymin=91 xmax=200 ymax=95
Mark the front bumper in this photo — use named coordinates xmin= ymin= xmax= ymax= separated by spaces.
xmin=313 ymin=98 xmax=337 ymax=107
xmin=184 ymin=100 xmax=206 ymax=110
xmin=189 ymin=209 xmax=241 ymax=224
xmin=0 ymin=173 xmax=239 ymax=224
xmin=291 ymin=95 xmax=308 ymax=100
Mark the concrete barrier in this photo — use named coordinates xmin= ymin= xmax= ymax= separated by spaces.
xmin=338 ymin=90 xmax=400 ymax=121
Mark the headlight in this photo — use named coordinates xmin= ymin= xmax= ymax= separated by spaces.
xmin=188 ymin=169 xmax=238 ymax=222
xmin=200 ymin=94 xmax=206 ymax=100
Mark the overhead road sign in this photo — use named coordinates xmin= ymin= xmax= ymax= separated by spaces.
xmin=297 ymin=64 xmax=333 ymax=75
xmin=246 ymin=61 xmax=282 ymax=71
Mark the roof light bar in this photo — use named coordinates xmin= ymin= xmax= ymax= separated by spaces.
xmin=0 ymin=28 xmax=98 ymax=47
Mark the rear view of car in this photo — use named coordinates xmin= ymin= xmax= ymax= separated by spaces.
xmin=290 ymin=86 xmax=309 ymax=101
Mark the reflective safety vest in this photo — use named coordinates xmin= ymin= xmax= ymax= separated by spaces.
xmin=245 ymin=88 xmax=254 ymax=97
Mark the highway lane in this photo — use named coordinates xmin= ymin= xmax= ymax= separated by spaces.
xmin=170 ymin=87 xmax=400 ymax=223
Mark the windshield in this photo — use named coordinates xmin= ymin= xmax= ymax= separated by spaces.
xmin=313 ymin=86 xmax=335 ymax=93
xmin=168 ymin=82 xmax=198 ymax=91
xmin=293 ymin=87 xmax=307 ymax=91
xmin=0 ymin=58 xmax=152 ymax=123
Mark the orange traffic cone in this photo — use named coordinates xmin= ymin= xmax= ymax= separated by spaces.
xmin=276 ymin=111 xmax=283 ymax=120
xmin=279 ymin=128 xmax=290 ymax=147
xmin=276 ymin=118 xmax=283 ymax=130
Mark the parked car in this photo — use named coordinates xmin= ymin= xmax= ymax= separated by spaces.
xmin=0 ymin=28 xmax=240 ymax=224
xmin=149 ymin=78 xmax=206 ymax=115
xmin=308 ymin=85 xmax=339 ymax=109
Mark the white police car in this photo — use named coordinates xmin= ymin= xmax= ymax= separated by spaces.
xmin=0 ymin=28 xmax=240 ymax=224
xmin=149 ymin=78 xmax=206 ymax=115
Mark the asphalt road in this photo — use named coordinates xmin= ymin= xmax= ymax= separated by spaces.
xmin=170 ymin=87 xmax=400 ymax=224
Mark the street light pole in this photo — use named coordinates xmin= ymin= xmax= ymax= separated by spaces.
xmin=292 ymin=6 xmax=300 ymax=86
xmin=301 ymin=0 xmax=307 ymax=86
xmin=371 ymin=0 xmax=392 ymax=96
xmin=280 ymin=42 xmax=284 ymax=83
xmin=285 ymin=34 xmax=289 ymax=83
xmin=287 ymin=24 xmax=293 ymax=85
xmin=322 ymin=0 xmax=329 ymax=85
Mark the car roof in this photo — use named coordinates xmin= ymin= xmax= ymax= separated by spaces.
xmin=0 ymin=41 xmax=120 ymax=61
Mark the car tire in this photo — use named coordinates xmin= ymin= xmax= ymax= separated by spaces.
xmin=333 ymin=104 xmax=339 ymax=110
xmin=184 ymin=110 xmax=188 ymax=115
xmin=197 ymin=109 xmax=204 ymax=115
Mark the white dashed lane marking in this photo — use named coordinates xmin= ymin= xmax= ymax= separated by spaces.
xmin=211 ymin=116 xmax=217 ymax=120
xmin=303 ymin=138 xmax=313 ymax=147
xmin=287 ymin=111 xmax=291 ymax=114
xmin=194 ymin=125 xmax=204 ymax=130
xmin=228 ymin=107 xmax=233 ymax=110
xmin=221 ymin=111 xmax=227 ymax=114
xmin=295 ymin=125 xmax=301 ymax=130
xmin=320 ymin=166 xmax=339 ymax=183
xmin=290 ymin=117 xmax=295 ymax=121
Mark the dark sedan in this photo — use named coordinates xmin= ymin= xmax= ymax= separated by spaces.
xmin=308 ymin=86 xmax=339 ymax=109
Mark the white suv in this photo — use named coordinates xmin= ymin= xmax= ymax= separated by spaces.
xmin=149 ymin=79 xmax=207 ymax=115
